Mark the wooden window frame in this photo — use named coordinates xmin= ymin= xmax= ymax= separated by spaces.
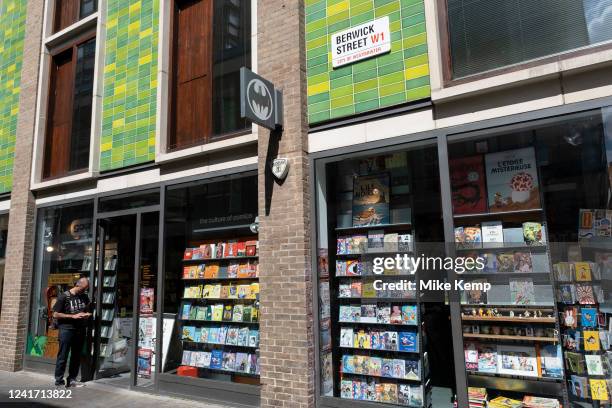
xmin=42 ymin=30 xmax=96 ymax=181
xmin=436 ymin=0 xmax=612 ymax=87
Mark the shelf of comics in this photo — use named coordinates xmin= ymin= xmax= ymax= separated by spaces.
xmin=330 ymin=226 xmax=431 ymax=407
xmin=98 ymin=249 xmax=118 ymax=359
xmin=177 ymin=240 xmax=260 ymax=379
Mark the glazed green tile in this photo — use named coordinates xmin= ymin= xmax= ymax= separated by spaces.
xmin=0 ymin=0 xmax=27 ymax=193
xmin=306 ymin=0 xmax=430 ymax=124
xmin=100 ymin=0 xmax=159 ymax=171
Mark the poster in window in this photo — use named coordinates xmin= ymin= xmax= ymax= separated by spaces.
xmin=137 ymin=348 xmax=152 ymax=378
xmin=485 ymin=147 xmax=541 ymax=212
xmin=449 ymin=155 xmax=487 ymax=214
xmin=352 ymin=174 xmax=390 ymax=227
xmin=140 ymin=288 xmax=154 ymax=315
xmin=496 ymin=344 xmax=538 ymax=377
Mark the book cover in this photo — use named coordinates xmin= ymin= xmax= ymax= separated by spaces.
xmin=340 ymin=380 xmax=352 ymax=399
xmin=225 ymin=327 xmax=239 ymax=345
xmin=398 ymin=385 xmax=411 ymax=406
xmin=181 ymin=326 xmax=196 ymax=342
xmin=450 ymin=155 xmax=487 ymax=215
xmin=137 ymin=349 xmax=152 ymax=377
xmin=585 ymin=354 xmax=604 ymax=375
xmin=381 ymin=358 xmax=393 ymax=377
xmin=368 ymin=357 xmax=382 ymax=377
xmin=383 ymin=233 xmax=399 ymax=252
xmin=218 ymin=326 xmax=228 ymax=344
xmin=477 ymin=345 xmax=498 ymax=373
xmin=222 ymin=352 xmax=236 ymax=371
xmin=574 ymin=262 xmax=592 ymax=281
xmin=352 ymin=174 xmax=390 ymax=227
xmin=509 ymin=279 xmax=535 ymax=305
xmin=377 ymin=304 xmax=391 ymax=324
xmin=242 ymin=306 xmax=252 ymax=323
xmin=569 ymin=375 xmax=588 ymax=397
xmin=339 ymin=305 xmax=352 ymax=322
xmin=409 ymin=385 xmax=423 ymax=406
xmin=466 ymin=279 xmax=488 ymax=304
xmin=496 ymin=253 xmax=514 ymax=273
xmin=464 ymin=342 xmax=478 ymax=371
xmin=404 ymin=359 xmax=420 ymax=380
xmin=248 ymin=329 xmax=259 ymax=348
xmin=399 ymin=331 xmax=418 ymax=352
xmin=497 ymin=345 xmax=538 ymax=377
xmin=367 ymin=230 xmax=384 ymax=251
xmin=590 ymin=378 xmax=609 ymax=401
xmin=222 ymin=305 xmax=233 ymax=321
xmin=554 ymin=262 xmax=573 ymax=281
xmin=485 ymin=147 xmax=541 ymax=212
xmin=398 ymin=234 xmax=413 ymax=252
xmin=576 ymin=284 xmax=595 ymax=304
xmin=381 ymin=383 xmax=398 ymax=403
xmin=342 ymin=355 xmax=355 ymax=374
xmin=584 ymin=330 xmax=601 ymax=351
xmin=392 ymin=359 xmax=406 ymax=379
xmin=360 ymin=304 xmax=377 ymax=323
xmin=180 ymin=303 xmax=191 ymax=320
xmin=538 ymin=344 xmax=563 ymax=379
xmin=522 ymin=222 xmax=543 ymax=246
xmin=557 ymin=284 xmax=575 ymax=304
xmin=581 ymin=307 xmax=598 ymax=327
xmin=340 ymin=328 xmax=354 ymax=347
xmin=562 ymin=307 xmax=578 ymax=328
xmin=390 ymin=305 xmax=402 ymax=324
xmin=232 ymin=304 xmax=244 ymax=322
xmin=235 ymin=352 xmax=249 ymax=372
xmin=401 ymin=305 xmax=418 ymax=325
xmin=513 ymin=252 xmax=532 ymax=273
xmin=181 ymin=351 xmax=191 ymax=366
xmin=210 ymin=350 xmax=223 ymax=369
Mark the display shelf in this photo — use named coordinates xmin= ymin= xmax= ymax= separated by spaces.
xmin=339 ymin=321 xmax=419 ymax=327
xmin=335 ymin=251 xmax=415 ymax=257
xmin=467 ymin=371 xmax=562 ymax=383
xmin=341 ymin=371 xmax=422 ymax=383
xmin=179 ymin=319 xmax=259 ymax=325
xmin=182 ymin=341 xmax=258 ymax=350
xmin=181 ymin=277 xmax=259 ymax=282
xmin=335 ymin=223 xmax=413 ymax=232
xmin=461 ymin=316 xmax=556 ymax=323
xmin=462 ymin=333 xmax=558 ymax=342
xmin=183 ymin=297 xmax=258 ymax=302
xmin=183 ymin=256 xmax=259 ymax=262
xmin=462 ymin=303 xmax=555 ymax=308
xmin=339 ymin=346 xmax=419 ymax=355
xmin=338 ymin=298 xmax=418 ymax=302
xmin=182 ymin=365 xmax=260 ymax=377
xmin=455 ymin=244 xmax=547 ymax=252
xmin=453 ymin=208 xmax=544 ymax=220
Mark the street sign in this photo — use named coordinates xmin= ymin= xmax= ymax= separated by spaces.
xmin=240 ymin=67 xmax=283 ymax=130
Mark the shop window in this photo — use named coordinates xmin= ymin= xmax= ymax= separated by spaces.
xmin=445 ymin=0 xmax=612 ymax=78
xmin=314 ymin=142 xmax=451 ymax=406
xmin=161 ymin=175 xmax=260 ymax=398
xmin=168 ymin=0 xmax=251 ymax=151
xmin=448 ymin=109 xmax=611 ymax=406
xmin=27 ymin=201 xmax=94 ymax=359
xmin=53 ymin=0 xmax=98 ymax=33
xmin=43 ymin=37 xmax=95 ymax=180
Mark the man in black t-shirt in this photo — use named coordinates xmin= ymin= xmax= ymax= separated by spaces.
xmin=52 ymin=277 xmax=92 ymax=387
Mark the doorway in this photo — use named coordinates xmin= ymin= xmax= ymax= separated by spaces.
xmin=91 ymin=201 xmax=159 ymax=390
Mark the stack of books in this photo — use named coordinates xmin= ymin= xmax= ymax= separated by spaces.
xmin=522 ymin=396 xmax=561 ymax=408
xmin=467 ymin=387 xmax=487 ymax=407
xmin=488 ymin=396 xmax=522 ymax=408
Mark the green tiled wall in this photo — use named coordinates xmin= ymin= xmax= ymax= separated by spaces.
xmin=100 ymin=0 xmax=159 ymax=171
xmin=306 ymin=0 xmax=430 ymax=124
xmin=0 ymin=0 xmax=26 ymax=193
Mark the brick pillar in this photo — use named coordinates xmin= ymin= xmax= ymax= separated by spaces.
xmin=257 ymin=1 xmax=314 ymax=407
xmin=0 ymin=0 xmax=44 ymax=371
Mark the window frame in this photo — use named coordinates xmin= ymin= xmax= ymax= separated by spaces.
xmin=42 ymin=32 xmax=97 ymax=181
xmin=52 ymin=0 xmax=99 ymax=35
xmin=160 ymin=0 xmax=256 ymax=157
xmin=436 ymin=0 xmax=612 ymax=87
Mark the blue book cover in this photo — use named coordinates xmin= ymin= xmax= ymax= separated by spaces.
xmin=181 ymin=303 xmax=191 ymax=320
xmin=580 ymin=307 xmax=598 ymax=328
xmin=181 ymin=326 xmax=196 ymax=341
xmin=540 ymin=344 xmax=564 ymax=379
xmin=352 ymin=174 xmax=390 ymax=227
xmin=399 ymin=332 xmax=418 ymax=352
xmin=210 ymin=350 xmax=223 ymax=369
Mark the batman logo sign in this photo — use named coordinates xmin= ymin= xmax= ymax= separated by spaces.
xmin=247 ymin=78 xmax=274 ymax=121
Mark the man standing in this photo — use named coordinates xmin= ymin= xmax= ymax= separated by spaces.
xmin=52 ymin=277 xmax=92 ymax=387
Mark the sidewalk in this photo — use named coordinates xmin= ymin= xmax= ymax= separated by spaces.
xmin=0 ymin=370 xmax=231 ymax=407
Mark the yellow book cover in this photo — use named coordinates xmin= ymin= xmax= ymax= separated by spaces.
xmin=211 ymin=304 xmax=223 ymax=321
xmin=249 ymin=283 xmax=260 ymax=299
xmin=211 ymin=284 xmax=222 ymax=299
xmin=220 ymin=285 xmax=230 ymax=299
xmin=590 ymin=379 xmax=609 ymax=401
xmin=584 ymin=330 xmax=600 ymax=351
xmin=202 ymin=284 xmax=214 ymax=298
xmin=227 ymin=284 xmax=238 ymax=299
xmin=237 ymin=285 xmax=249 ymax=299
xmin=574 ymin=262 xmax=592 ymax=281
xmin=362 ymin=281 xmax=376 ymax=298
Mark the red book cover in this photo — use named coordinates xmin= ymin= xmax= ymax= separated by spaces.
xmin=449 ymin=155 xmax=487 ymax=215
xmin=246 ymin=240 xmax=257 ymax=256
xmin=183 ymin=248 xmax=193 ymax=260
xmin=236 ymin=241 xmax=247 ymax=257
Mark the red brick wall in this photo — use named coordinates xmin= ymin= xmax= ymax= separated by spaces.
xmin=257 ymin=1 xmax=315 ymax=407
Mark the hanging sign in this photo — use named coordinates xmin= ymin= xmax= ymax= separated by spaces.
xmin=331 ymin=16 xmax=391 ymax=68
xmin=240 ymin=67 xmax=283 ymax=130
xmin=271 ymin=158 xmax=290 ymax=181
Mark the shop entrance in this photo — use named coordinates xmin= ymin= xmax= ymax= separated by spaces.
xmin=90 ymin=191 xmax=160 ymax=390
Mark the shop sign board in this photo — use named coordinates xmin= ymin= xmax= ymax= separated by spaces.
xmin=240 ymin=67 xmax=283 ymax=130
xmin=331 ymin=16 xmax=391 ymax=68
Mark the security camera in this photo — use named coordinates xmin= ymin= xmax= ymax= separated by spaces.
xmin=250 ymin=216 xmax=259 ymax=234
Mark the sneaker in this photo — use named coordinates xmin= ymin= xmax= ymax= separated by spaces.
xmin=66 ymin=379 xmax=85 ymax=388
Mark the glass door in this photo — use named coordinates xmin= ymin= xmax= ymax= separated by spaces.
xmin=94 ymin=215 xmax=137 ymax=381
xmin=92 ymin=210 xmax=160 ymax=388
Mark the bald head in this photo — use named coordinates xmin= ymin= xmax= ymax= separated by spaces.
xmin=74 ymin=277 xmax=89 ymax=293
